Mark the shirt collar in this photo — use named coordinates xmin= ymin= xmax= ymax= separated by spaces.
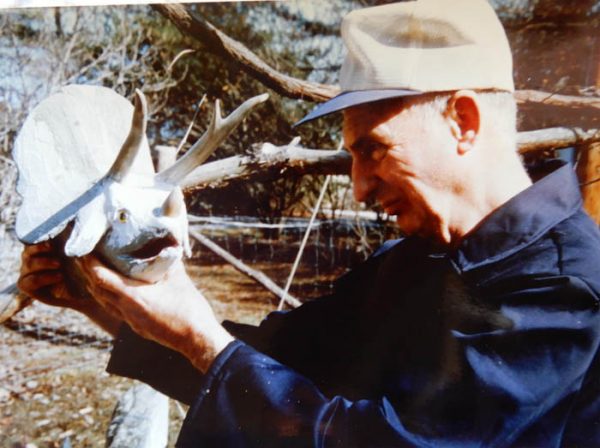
xmin=452 ymin=160 xmax=583 ymax=271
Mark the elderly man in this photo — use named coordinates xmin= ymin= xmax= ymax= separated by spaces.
xmin=19 ymin=0 xmax=600 ymax=446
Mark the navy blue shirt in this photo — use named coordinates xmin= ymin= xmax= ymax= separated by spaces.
xmin=108 ymin=161 xmax=600 ymax=447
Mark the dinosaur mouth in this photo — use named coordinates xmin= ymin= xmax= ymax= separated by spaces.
xmin=128 ymin=234 xmax=179 ymax=260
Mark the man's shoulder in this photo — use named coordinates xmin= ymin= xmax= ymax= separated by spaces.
xmin=480 ymin=207 xmax=600 ymax=300
xmin=553 ymin=209 xmax=600 ymax=293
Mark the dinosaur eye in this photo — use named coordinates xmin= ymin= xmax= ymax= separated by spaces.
xmin=117 ymin=210 xmax=128 ymax=223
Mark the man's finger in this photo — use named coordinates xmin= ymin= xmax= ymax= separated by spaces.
xmin=22 ymin=241 xmax=53 ymax=259
xmin=80 ymin=258 xmax=131 ymax=307
xmin=17 ymin=271 xmax=63 ymax=295
xmin=23 ymin=255 xmax=61 ymax=273
xmin=49 ymin=283 xmax=74 ymax=302
xmin=79 ymin=255 xmax=144 ymax=292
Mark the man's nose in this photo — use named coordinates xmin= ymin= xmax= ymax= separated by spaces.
xmin=351 ymin=158 xmax=378 ymax=203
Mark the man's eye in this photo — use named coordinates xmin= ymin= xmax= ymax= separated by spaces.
xmin=348 ymin=142 xmax=388 ymax=161
xmin=362 ymin=145 xmax=387 ymax=162
xmin=371 ymin=147 xmax=387 ymax=162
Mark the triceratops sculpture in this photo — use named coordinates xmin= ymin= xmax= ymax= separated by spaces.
xmin=12 ymin=84 xmax=268 ymax=299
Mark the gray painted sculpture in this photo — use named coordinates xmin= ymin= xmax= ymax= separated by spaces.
xmin=13 ymin=85 xmax=268 ymax=298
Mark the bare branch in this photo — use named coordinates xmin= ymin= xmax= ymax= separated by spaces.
xmin=182 ymin=145 xmax=351 ymax=192
xmin=515 ymin=90 xmax=600 ymax=110
xmin=176 ymin=95 xmax=206 ymax=155
xmin=153 ymin=4 xmax=600 ymax=112
xmin=517 ymin=127 xmax=600 ymax=153
xmin=181 ymin=127 xmax=600 ymax=192
xmin=167 ymin=48 xmax=196 ymax=72
xmin=152 ymin=4 xmax=340 ymax=102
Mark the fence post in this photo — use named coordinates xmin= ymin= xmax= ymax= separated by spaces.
xmin=576 ymin=43 xmax=600 ymax=225
xmin=576 ymin=142 xmax=600 ymax=225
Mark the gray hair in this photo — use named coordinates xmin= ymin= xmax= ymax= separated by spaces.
xmin=409 ymin=90 xmax=518 ymax=151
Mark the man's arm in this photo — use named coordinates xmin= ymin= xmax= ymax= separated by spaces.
xmin=81 ymin=253 xmax=600 ymax=446
xmin=17 ymin=242 xmax=207 ymax=402
xmin=105 ymin=275 xmax=357 ymax=404
xmin=174 ymin=274 xmax=600 ymax=447
xmin=98 ymin=244 xmax=384 ymax=405
xmin=81 ymin=256 xmax=233 ymax=374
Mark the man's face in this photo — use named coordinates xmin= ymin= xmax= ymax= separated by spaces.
xmin=343 ymin=97 xmax=456 ymax=240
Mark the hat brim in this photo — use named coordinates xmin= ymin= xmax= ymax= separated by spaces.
xmin=294 ymin=89 xmax=422 ymax=127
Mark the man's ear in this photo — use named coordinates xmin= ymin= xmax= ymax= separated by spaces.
xmin=446 ymin=90 xmax=480 ymax=155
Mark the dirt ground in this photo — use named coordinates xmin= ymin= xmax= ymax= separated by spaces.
xmin=0 ymin=256 xmax=346 ymax=447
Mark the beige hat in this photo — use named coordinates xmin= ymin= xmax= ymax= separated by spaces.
xmin=296 ymin=0 xmax=514 ymax=125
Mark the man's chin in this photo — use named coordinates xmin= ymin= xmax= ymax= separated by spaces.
xmin=395 ymin=216 xmax=438 ymax=242
xmin=394 ymin=215 xmax=417 ymax=236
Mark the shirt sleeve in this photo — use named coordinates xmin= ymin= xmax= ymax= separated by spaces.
xmin=105 ymin=250 xmax=380 ymax=404
xmin=106 ymin=324 xmax=204 ymax=404
xmin=174 ymin=274 xmax=600 ymax=447
xmin=105 ymin=291 xmax=352 ymax=405
xmin=105 ymin=315 xmax=299 ymax=405
xmin=176 ymin=339 xmax=428 ymax=447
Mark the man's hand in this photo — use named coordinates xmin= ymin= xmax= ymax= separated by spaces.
xmin=80 ymin=256 xmax=234 ymax=374
xmin=19 ymin=242 xmax=74 ymax=306
xmin=17 ymin=242 xmax=123 ymax=336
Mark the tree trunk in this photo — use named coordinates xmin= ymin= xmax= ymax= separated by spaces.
xmin=577 ymin=143 xmax=600 ymax=224
xmin=575 ymin=36 xmax=600 ymax=225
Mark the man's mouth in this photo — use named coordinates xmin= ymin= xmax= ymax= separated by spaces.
xmin=381 ymin=199 xmax=404 ymax=215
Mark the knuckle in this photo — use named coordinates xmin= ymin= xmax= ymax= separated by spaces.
xmin=21 ymin=252 xmax=32 ymax=269
xmin=95 ymin=276 xmax=110 ymax=289
xmin=16 ymin=276 xmax=27 ymax=293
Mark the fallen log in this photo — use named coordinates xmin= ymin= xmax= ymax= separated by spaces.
xmin=183 ymin=143 xmax=350 ymax=192
xmin=517 ymin=127 xmax=600 ymax=154
xmin=514 ymin=90 xmax=600 ymax=111
xmin=182 ymin=127 xmax=600 ymax=192
xmin=189 ymin=228 xmax=301 ymax=308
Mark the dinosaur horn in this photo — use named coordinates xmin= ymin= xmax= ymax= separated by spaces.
xmin=107 ymin=89 xmax=148 ymax=182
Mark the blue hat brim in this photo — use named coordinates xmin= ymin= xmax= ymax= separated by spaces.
xmin=294 ymin=89 xmax=422 ymax=127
